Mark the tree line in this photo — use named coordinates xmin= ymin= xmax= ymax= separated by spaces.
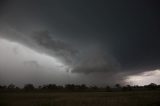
xmin=0 ymin=83 xmax=160 ymax=92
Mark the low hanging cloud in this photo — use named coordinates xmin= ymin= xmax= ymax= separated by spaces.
xmin=30 ymin=31 xmax=78 ymax=65
xmin=0 ymin=26 xmax=77 ymax=65
xmin=30 ymin=31 xmax=121 ymax=74
xmin=71 ymin=48 xmax=120 ymax=74
xmin=0 ymin=23 xmax=121 ymax=75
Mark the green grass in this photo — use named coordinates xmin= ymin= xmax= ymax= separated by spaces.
xmin=0 ymin=91 xmax=160 ymax=106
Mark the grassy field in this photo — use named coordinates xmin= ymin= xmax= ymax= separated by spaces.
xmin=0 ymin=91 xmax=160 ymax=106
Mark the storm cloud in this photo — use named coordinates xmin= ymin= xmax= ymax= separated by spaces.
xmin=0 ymin=0 xmax=160 ymax=86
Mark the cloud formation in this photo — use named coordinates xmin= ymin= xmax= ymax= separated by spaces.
xmin=31 ymin=31 xmax=78 ymax=64
xmin=0 ymin=0 xmax=160 ymax=86
xmin=72 ymin=48 xmax=120 ymax=74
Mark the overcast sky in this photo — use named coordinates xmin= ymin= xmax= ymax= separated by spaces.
xmin=0 ymin=0 xmax=160 ymax=86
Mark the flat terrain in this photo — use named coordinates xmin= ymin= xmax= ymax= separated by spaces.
xmin=0 ymin=91 xmax=160 ymax=106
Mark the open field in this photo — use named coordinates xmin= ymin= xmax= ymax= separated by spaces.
xmin=0 ymin=91 xmax=160 ymax=106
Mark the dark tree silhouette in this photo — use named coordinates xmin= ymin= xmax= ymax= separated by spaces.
xmin=90 ymin=85 xmax=98 ymax=91
xmin=105 ymin=85 xmax=112 ymax=92
xmin=65 ymin=84 xmax=76 ymax=91
xmin=24 ymin=84 xmax=35 ymax=91
xmin=8 ymin=84 xmax=15 ymax=89
xmin=0 ymin=83 xmax=160 ymax=92
xmin=122 ymin=85 xmax=132 ymax=91
xmin=7 ymin=84 xmax=16 ymax=90
xmin=145 ymin=83 xmax=157 ymax=90
xmin=0 ymin=85 xmax=7 ymax=90
xmin=43 ymin=84 xmax=58 ymax=90
xmin=115 ymin=84 xmax=121 ymax=88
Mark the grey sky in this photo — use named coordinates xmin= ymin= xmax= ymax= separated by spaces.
xmin=0 ymin=0 xmax=160 ymax=86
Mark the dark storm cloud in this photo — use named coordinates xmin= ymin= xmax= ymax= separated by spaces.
xmin=29 ymin=30 xmax=121 ymax=74
xmin=72 ymin=48 xmax=120 ymax=74
xmin=30 ymin=31 xmax=78 ymax=64
xmin=0 ymin=0 xmax=121 ymax=75
xmin=0 ymin=0 xmax=160 ymax=85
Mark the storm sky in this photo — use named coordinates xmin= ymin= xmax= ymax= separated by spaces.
xmin=0 ymin=0 xmax=160 ymax=86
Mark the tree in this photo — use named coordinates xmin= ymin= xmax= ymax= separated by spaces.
xmin=105 ymin=85 xmax=112 ymax=92
xmin=79 ymin=84 xmax=87 ymax=89
xmin=0 ymin=85 xmax=7 ymax=90
xmin=123 ymin=85 xmax=132 ymax=91
xmin=126 ymin=85 xmax=132 ymax=91
xmin=115 ymin=84 xmax=121 ymax=88
xmin=145 ymin=83 xmax=157 ymax=90
xmin=65 ymin=84 xmax=75 ymax=91
xmin=90 ymin=85 xmax=98 ymax=91
xmin=8 ymin=84 xmax=16 ymax=90
xmin=114 ymin=84 xmax=122 ymax=91
xmin=24 ymin=84 xmax=35 ymax=91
